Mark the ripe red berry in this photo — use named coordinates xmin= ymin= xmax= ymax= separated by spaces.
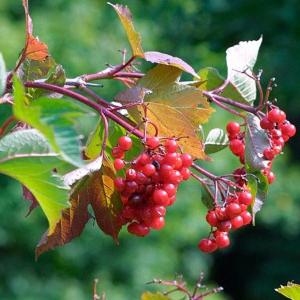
xmin=112 ymin=146 xmax=125 ymax=159
xmin=217 ymin=220 xmax=232 ymax=232
xmin=260 ymin=117 xmax=274 ymax=130
xmin=168 ymin=170 xmax=183 ymax=185
xmin=263 ymin=148 xmax=275 ymax=160
xmin=277 ymin=110 xmax=286 ymax=124
xmin=165 ymin=139 xmax=178 ymax=153
xmin=163 ymin=183 xmax=176 ymax=197
xmin=146 ymin=136 xmax=160 ymax=149
xmin=271 ymin=129 xmax=282 ymax=139
xmin=181 ymin=167 xmax=191 ymax=180
xmin=142 ymin=164 xmax=156 ymax=176
xmin=160 ymin=164 xmax=173 ymax=179
xmin=267 ymin=171 xmax=276 ymax=184
xmin=280 ymin=123 xmax=296 ymax=137
xmin=198 ymin=238 xmax=218 ymax=253
xmin=118 ymin=136 xmax=132 ymax=151
xmin=225 ymin=203 xmax=242 ymax=219
xmin=137 ymin=153 xmax=150 ymax=165
xmin=238 ymin=191 xmax=253 ymax=206
xmin=150 ymin=216 xmax=165 ymax=230
xmin=181 ymin=153 xmax=193 ymax=167
xmin=231 ymin=215 xmax=244 ymax=229
xmin=241 ymin=211 xmax=252 ymax=225
xmin=206 ymin=211 xmax=218 ymax=227
xmin=114 ymin=177 xmax=125 ymax=192
xmin=126 ymin=168 xmax=137 ymax=181
xmin=229 ymin=139 xmax=245 ymax=156
xmin=163 ymin=152 xmax=179 ymax=167
xmin=152 ymin=205 xmax=166 ymax=217
xmin=215 ymin=207 xmax=227 ymax=221
xmin=153 ymin=189 xmax=169 ymax=206
xmin=114 ymin=159 xmax=125 ymax=171
xmin=215 ymin=232 xmax=230 ymax=248
xmin=127 ymin=222 xmax=150 ymax=237
xmin=226 ymin=122 xmax=240 ymax=135
xmin=267 ymin=108 xmax=282 ymax=123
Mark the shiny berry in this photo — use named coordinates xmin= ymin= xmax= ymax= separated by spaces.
xmin=229 ymin=139 xmax=245 ymax=156
xmin=226 ymin=122 xmax=240 ymax=135
xmin=181 ymin=153 xmax=193 ymax=167
xmin=241 ymin=211 xmax=252 ymax=225
xmin=206 ymin=210 xmax=218 ymax=227
xmin=114 ymin=159 xmax=125 ymax=171
xmin=146 ymin=137 xmax=160 ymax=149
xmin=215 ymin=232 xmax=230 ymax=248
xmin=150 ymin=216 xmax=165 ymax=230
xmin=153 ymin=189 xmax=169 ymax=206
xmin=281 ymin=123 xmax=296 ymax=137
xmin=231 ymin=215 xmax=244 ymax=229
xmin=267 ymin=108 xmax=282 ymax=123
xmin=118 ymin=136 xmax=132 ymax=151
xmin=198 ymin=238 xmax=218 ymax=253
xmin=226 ymin=203 xmax=242 ymax=218
xmin=112 ymin=146 xmax=125 ymax=159
xmin=238 ymin=191 xmax=253 ymax=206
xmin=165 ymin=139 xmax=178 ymax=153
xmin=127 ymin=222 xmax=150 ymax=236
xmin=142 ymin=164 xmax=156 ymax=176
xmin=260 ymin=117 xmax=274 ymax=130
xmin=263 ymin=148 xmax=275 ymax=160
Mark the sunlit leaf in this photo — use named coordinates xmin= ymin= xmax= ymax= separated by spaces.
xmin=109 ymin=3 xmax=143 ymax=57
xmin=85 ymin=119 xmax=105 ymax=160
xmin=13 ymin=77 xmax=88 ymax=166
xmin=140 ymin=102 xmax=206 ymax=159
xmin=245 ymin=113 xmax=270 ymax=171
xmin=0 ymin=129 xmax=70 ymax=234
xmin=205 ymin=128 xmax=228 ymax=154
xmin=0 ymin=53 xmax=6 ymax=96
xmin=198 ymin=67 xmax=249 ymax=106
xmin=144 ymin=51 xmax=199 ymax=78
xmin=141 ymin=292 xmax=171 ymax=300
xmin=226 ymin=37 xmax=263 ymax=104
xmin=276 ymin=283 xmax=300 ymax=300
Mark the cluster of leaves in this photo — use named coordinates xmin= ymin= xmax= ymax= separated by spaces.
xmin=0 ymin=0 xmax=272 ymax=257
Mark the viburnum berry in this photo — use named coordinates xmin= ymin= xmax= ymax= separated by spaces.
xmin=241 ymin=211 xmax=252 ymax=225
xmin=142 ymin=163 xmax=156 ymax=176
xmin=118 ymin=136 xmax=132 ymax=151
xmin=280 ymin=122 xmax=296 ymax=137
xmin=226 ymin=122 xmax=240 ymax=135
xmin=229 ymin=139 xmax=245 ymax=156
xmin=215 ymin=232 xmax=230 ymax=248
xmin=206 ymin=210 xmax=218 ymax=227
xmin=114 ymin=158 xmax=125 ymax=171
xmin=231 ymin=215 xmax=244 ymax=229
xmin=267 ymin=108 xmax=282 ymax=123
xmin=225 ymin=203 xmax=242 ymax=219
xmin=238 ymin=191 xmax=253 ymax=206
xmin=163 ymin=183 xmax=176 ymax=197
xmin=181 ymin=153 xmax=193 ymax=167
xmin=260 ymin=117 xmax=274 ymax=130
xmin=146 ymin=136 xmax=160 ymax=149
xmin=127 ymin=222 xmax=150 ymax=237
xmin=198 ymin=238 xmax=218 ymax=253
xmin=165 ymin=139 xmax=178 ymax=153
xmin=263 ymin=148 xmax=275 ymax=160
xmin=112 ymin=146 xmax=125 ymax=159
xmin=149 ymin=216 xmax=165 ymax=230
xmin=153 ymin=189 xmax=169 ymax=206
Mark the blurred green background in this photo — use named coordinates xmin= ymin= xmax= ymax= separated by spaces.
xmin=0 ymin=0 xmax=299 ymax=299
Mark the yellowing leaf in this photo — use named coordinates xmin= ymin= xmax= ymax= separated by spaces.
xmin=276 ymin=283 xmax=300 ymax=300
xmin=141 ymin=292 xmax=170 ymax=300
xmin=25 ymin=35 xmax=48 ymax=61
xmin=109 ymin=3 xmax=143 ymax=57
xmin=140 ymin=103 xmax=206 ymax=159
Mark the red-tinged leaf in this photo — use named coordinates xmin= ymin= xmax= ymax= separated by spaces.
xmin=144 ymin=51 xmax=199 ymax=78
xmin=89 ymin=159 xmax=123 ymax=242
xmin=25 ymin=35 xmax=49 ymax=61
xmin=109 ymin=3 xmax=143 ymax=57
xmin=35 ymin=177 xmax=91 ymax=258
xmin=22 ymin=185 xmax=39 ymax=216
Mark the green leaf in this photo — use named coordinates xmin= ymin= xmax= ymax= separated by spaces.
xmin=141 ymin=292 xmax=171 ymax=300
xmin=205 ymin=128 xmax=228 ymax=154
xmin=0 ymin=129 xmax=70 ymax=233
xmin=13 ymin=77 xmax=87 ymax=166
xmin=0 ymin=53 xmax=6 ymax=96
xmin=276 ymin=283 xmax=300 ymax=300
xmin=198 ymin=67 xmax=249 ymax=106
xmin=85 ymin=119 xmax=105 ymax=160
xmin=247 ymin=171 xmax=269 ymax=222
xmin=226 ymin=37 xmax=263 ymax=104
xmin=245 ymin=113 xmax=270 ymax=171
xmin=201 ymin=184 xmax=215 ymax=210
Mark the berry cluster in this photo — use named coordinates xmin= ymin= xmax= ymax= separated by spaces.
xmin=198 ymin=190 xmax=253 ymax=253
xmin=227 ymin=122 xmax=245 ymax=164
xmin=260 ymin=107 xmax=296 ymax=184
xmin=112 ymin=136 xmax=193 ymax=237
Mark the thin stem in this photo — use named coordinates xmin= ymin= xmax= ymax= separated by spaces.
xmin=210 ymin=95 xmax=245 ymax=118
xmin=0 ymin=116 xmax=15 ymax=137
xmin=191 ymin=163 xmax=217 ymax=181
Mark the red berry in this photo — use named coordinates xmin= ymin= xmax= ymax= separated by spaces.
xmin=273 ymin=137 xmax=285 ymax=148
xmin=229 ymin=139 xmax=245 ymax=156
xmin=114 ymin=177 xmax=125 ymax=192
xmin=198 ymin=238 xmax=218 ymax=253
xmin=173 ymin=157 xmax=183 ymax=170
xmin=128 ymin=194 xmax=143 ymax=206
xmin=260 ymin=117 xmax=274 ymax=130
xmin=241 ymin=211 xmax=252 ymax=225
xmin=168 ymin=170 xmax=183 ymax=185
xmin=137 ymin=153 xmax=150 ymax=165
xmin=163 ymin=152 xmax=179 ymax=167
xmin=146 ymin=137 xmax=160 ymax=149
xmin=152 ymin=206 xmax=166 ymax=217
xmin=127 ymin=222 xmax=150 ymax=237
xmin=181 ymin=154 xmax=193 ymax=167
xmin=267 ymin=108 xmax=282 ymax=123
xmin=142 ymin=164 xmax=156 ymax=176
xmin=136 ymin=172 xmax=148 ymax=184
xmin=118 ymin=136 xmax=132 ymax=151
xmin=217 ymin=220 xmax=232 ymax=232
xmin=165 ymin=139 xmax=178 ymax=153
xmin=181 ymin=167 xmax=191 ymax=180
xmin=271 ymin=129 xmax=282 ymax=139
xmin=263 ymin=148 xmax=275 ymax=160
xmin=215 ymin=207 xmax=227 ymax=221
xmin=126 ymin=168 xmax=136 ymax=181
xmin=206 ymin=211 xmax=218 ymax=227
xmin=225 ymin=203 xmax=242 ymax=219
xmin=125 ymin=181 xmax=138 ymax=193
xmin=215 ymin=232 xmax=230 ymax=248
xmin=160 ymin=164 xmax=173 ymax=179
xmin=153 ymin=189 xmax=169 ymax=206
xmin=281 ymin=123 xmax=296 ymax=137
xmin=226 ymin=122 xmax=240 ymax=135
xmin=163 ymin=183 xmax=176 ymax=197
xmin=150 ymin=216 xmax=165 ymax=230
xmin=114 ymin=159 xmax=125 ymax=171
xmin=267 ymin=171 xmax=276 ymax=184
xmin=238 ymin=191 xmax=253 ymax=206
xmin=112 ymin=146 xmax=125 ymax=159
xmin=277 ymin=110 xmax=286 ymax=124
xmin=231 ymin=215 xmax=244 ymax=229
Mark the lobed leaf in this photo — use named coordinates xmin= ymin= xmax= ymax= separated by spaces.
xmin=205 ymin=128 xmax=228 ymax=154
xmin=276 ymin=283 xmax=300 ymax=300
xmin=245 ymin=113 xmax=270 ymax=171
xmin=0 ymin=129 xmax=70 ymax=233
xmin=0 ymin=53 xmax=6 ymax=96
xmin=109 ymin=3 xmax=143 ymax=57
xmin=141 ymin=292 xmax=171 ymax=300
xmin=13 ymin=77 xmax=87 ymax=166
xmin=226 ymin=37 xmax=263 ymax=104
